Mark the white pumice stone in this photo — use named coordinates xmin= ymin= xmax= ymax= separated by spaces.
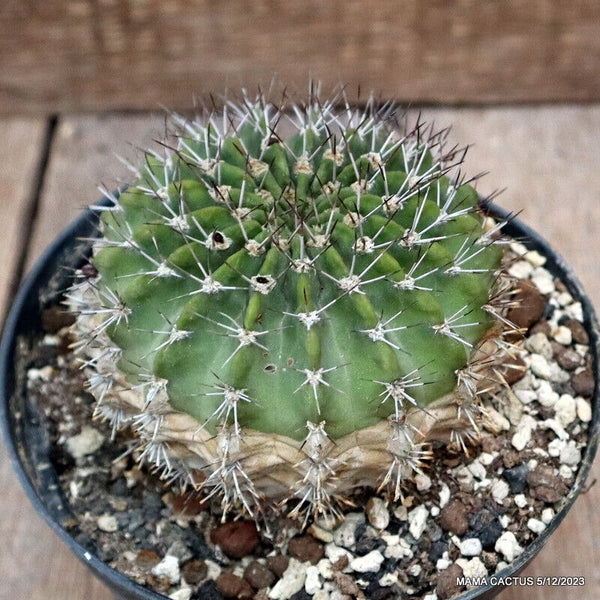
xmin=269 ymin=559 xmax=308 ymax=600
xmin=350 ymin=550 xmax=385 ymax=573
xmin=152 ymin=555 xmax=181 ymax=584
xmin=527 ymin=518 xmax=546 ymax=534
xmin=576 ymin=397 xmax=592 ymax=422
xmin=565 ymin=302 xmax=584 ymax=321
xmin=304 ymin=566 xmax=322 ymax=594
xmin=514 ymin=494 xmax=528 ymax=508
xmin=515 ymin=389 xmax=537 ymax=405
xmin=541 ymin=508 xmax=555 ymax=525
xmin=66 ymin=426 xmax=105 ymax=458
xmin=332 ymin=512 xmax=365 ymax=549
xmin=97 ymin=514 xmax=118 ymax=533
xmin=511 ymin=415 xmax=536 ymax=451
xmin=559 ymin=464 xmax=573 ymax=479
xmin=456 ymin=557 xmax=488 ymax=579
xmin=324 ymin=544 xmax=353 ymax=565
xmin=317 ymin=559 xmax=333 ymax=580
xmin=439 ymin=482 xmax=451 ymax=508
xmin=491 ymin=479 xmax=510 ymax=503
xmin=169 ymin=588 xmax=192 ymax=600
xmin=460 ymin=538 xmax=483 ymax=557
xmin=554 ymin=394 xmax=577 ymax=427
xmin=508 ymin=261 xmax=533 ymax=279
xmin=468 ymin=460 xmax=488 ymax=480
xmin=559 ymin=441 xmax=581 ymax=466
xmin=495 ymin=532 xmax=524 ymax=563
xmin=528 ymin=354 xmax=552 ymax=379
xmin=366 ymin=497 xmax=390 ymax=530
xmin=547 ymin=438 xmax=566 ymax=457
xmin=415 ymin=472 xmax=432 ymax=491
xmin=525 ymin=333 xmax=553 ymax=359
xmin=552 ymin=326 xmax=572 ymax=345
xmin=537 ymin=381 xmax=559 ymax=407
xmin=408 ymin=505 xmax=429 ymax=540
xmin=525 ymin=250 xmax=546 ymax=267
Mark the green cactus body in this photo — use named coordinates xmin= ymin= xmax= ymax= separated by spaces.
xmin=70 ymin=92 xmax=515 ymax=521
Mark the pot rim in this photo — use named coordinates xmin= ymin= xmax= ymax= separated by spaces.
xmin=1 ymin=200 xmax=598 ymax=600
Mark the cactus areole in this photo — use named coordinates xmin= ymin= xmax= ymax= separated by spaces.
xmin=69 ymin=91 xmax=519 ymax=523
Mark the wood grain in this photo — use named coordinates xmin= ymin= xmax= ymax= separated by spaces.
xmin=0 ymin=119 xmax=46 ymax=318
xmin=3 ymin=1 xmax=600 ymax=115
xmin=0 ymin=119 xmax=109 ymax=600
xmin=2 ymin=107 xmax=600 ymax=599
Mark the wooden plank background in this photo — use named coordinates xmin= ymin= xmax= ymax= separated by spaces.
xmin=3 ymin=0 xmax=600 ymax=115
xmin=0 ymin=105 xmax=599 ymax=599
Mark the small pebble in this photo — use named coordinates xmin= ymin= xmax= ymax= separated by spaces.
xmin=541 ymin=508 xmax=555 ymax=525
xmin=210 ymin=521 xmax=259 ymax=559
xmin=439 ymin=500 xmax=469 ymax=536
xmin=529 ymin=354 xmax=552 ymax=379
xmin=507 ymin=280 xmax=546 ymax=329
xmin=366 ymin=497 xmax=390 ymax=530
xmin=332 ymin=513 xmax=364 ymax=549
xmin=533 ymin=276 xmax=555 ymax=295
xmin=324 ymin=544 xmax=353 ymax=566
xmin=525 ymin=332 xmax=553 ymax=358
xmin=415 ymin=472 xmax=432 ymax=491
xmin=560 ymin=441 xmax=581 ymax=466
xmin=152 ymin=555 xmax=181 ymax=584
xmin=169 ymin=588 xmax=192 ymax=600
xmin=508 ymin=261 xmax=533 ymax=279
xmin=289 ymin=536 xmax=324 ymax=565
xmin=536 ymin=380 xmax=559 ymax=407
xmin=527 ymin=518 xmax=546 ymax=534
xmin=456 ymin=556 xmax=488 ymax=579
xmin=304 ymin=565 xmax=322 ymax=594
xmin=436 ymin=563 xmax=465 ymax=600
xmin=556 ymin=347 xmax=581 ymax=371
xmin=459 ymin=538 xmax=482 ymax=557
xmin=495 ymin=532 xmax=524 ymax=563
xmin=491 ymin=479 xmax=510 ymax=504
xmin=268 ymin=559 xmax=307 ymax=600
xmin=66 ymin=426 xmax=104 ymax=459
xmin=565 ymin=302 xmax=584 ymax=322
xmin=438 ymin=483 xmax=451 ymax=508
xmin=349 ymin=550 xmax=384 ymax=573
xmin=552 ymin=326 xmax=572 ymax=346
xmin=576 ymin=397 xmax=592 ymax=422
xmin=467 ymin=460 xmax=487 ymax=481
xmin=317 ymin=559 xmax=333 ymax=580
xmin=559 ymin=464 xmax=573 ymax=479
xmin=407 ymin=505 xmax=429 ymax=540
xmin=565 ymin=318 xmax=588 ymax=343
xmin=97 ymin=514 xmax=118 ymax=533
xmin=554 ymin=394 xmax=577 ymax=427
xmin=525 ymin=250 xmax=546 ymax=267
xmin=217 ymin=573 xmax=253 ymax=599
xmin=511 ymin=416 xmax=535 ymax=451
xmin=571 ymin=368 xmax=595 ymax=397
xmin=514 ymin=494 xmax=528 ymax=508
xmin=502 ymin=463 xmax=530 ymax=494
xmin=308 ymin=523 xmax=334 ymax=544
xmin=244 ymin=561 xmax=275 ymax=590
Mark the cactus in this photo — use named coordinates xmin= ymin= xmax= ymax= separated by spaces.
xmin=68 ymin=89 xmax=519 ymax=524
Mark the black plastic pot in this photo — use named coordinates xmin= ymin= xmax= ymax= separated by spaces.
xmin=1 ymin=202 xmax=598 ymax=600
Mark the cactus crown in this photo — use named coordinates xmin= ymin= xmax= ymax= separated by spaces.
xmin=69 ymin=89 xmax=515 ymax=522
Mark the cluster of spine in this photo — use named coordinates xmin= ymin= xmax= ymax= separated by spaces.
xmin=67 ymin=88 xmax=521 ymax=524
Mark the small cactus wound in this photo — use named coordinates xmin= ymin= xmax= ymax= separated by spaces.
xmin=68 ymin=88 xmax=520 ymax=524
